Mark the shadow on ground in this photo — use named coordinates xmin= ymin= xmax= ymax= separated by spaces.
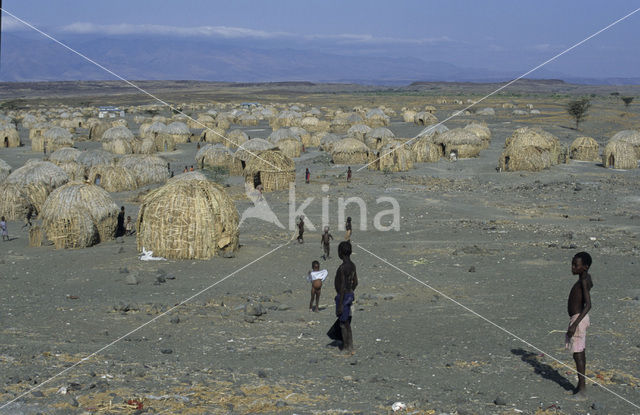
xmin=511 ymin=348 xmax=575 ymax=392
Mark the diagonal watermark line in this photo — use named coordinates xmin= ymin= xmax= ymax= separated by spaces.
xmin=0 ymin=241 xmax=290 ymax=410
xmin=358 ymin=6 xmax=640 ymax=172
xmin=0 ymin=7 xmax=283 ymax=172
xmin=355 ymin=243 xmax=640 ymax=410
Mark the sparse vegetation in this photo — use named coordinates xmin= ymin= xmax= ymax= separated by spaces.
xmin=621 ymin=96 xmax=634 ymax=108
xmin=566 ymin=98 xmax=591 ymax=130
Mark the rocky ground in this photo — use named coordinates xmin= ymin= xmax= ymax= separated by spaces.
xmin=1 ymin=88 xmax=640 ymax=414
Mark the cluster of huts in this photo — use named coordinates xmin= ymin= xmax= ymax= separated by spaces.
xmin=0 ymin=100 xmax=638 ymax=260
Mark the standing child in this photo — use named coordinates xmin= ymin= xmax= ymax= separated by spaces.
xmin=565 ymin=252 xmax=593 ymax=398
xmin=125 ymin=216 xmax=134 ymax=236
xmin=346 ymin=166 xmax=352 ymax=182
xmin=305 ymin=168 xmax=310 ymax=184
xmin=345 ymin=217 xmax=352 ymax=241
xmin=296 ymin=215 xmax=305 ymax=243
xmin=334 ymin=241 xmax=358 ymax=353
xmin=307 ymin=260 xmax=328 ymax=312
xmin=1 ymin=216 xmax=8 ymax=241
xmin=321 ymin=226 xmax=333 ymax=260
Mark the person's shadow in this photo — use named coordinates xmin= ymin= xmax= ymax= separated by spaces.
xmin=511 ymin=348 xmax=574 ymax=391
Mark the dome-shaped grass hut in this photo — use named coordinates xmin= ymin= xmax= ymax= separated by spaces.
xmin=77 ymin=149 xmax=116 ymax=170
xmin=88 ymin=121 xmax=111 ymax=141
xmin=402 ymin=109 xmax=417 ymax=123
xmin=165 ymin=121 xmax=191 ymax=144
xmin=499 ymin=145 xmax=553 ymax=172
xmin=569 ymin=137 xmax=600 ymax=161
xmin=319 ymin=133 xmax=341 ymax=152
xmin=225 ymin=129 xmax=249 ymax=150
xmin=199 ymin=126 xmax=227 ymax=144
xmin=464 ymin=122 xmax=491 ymax=148
xmin=414 ymin=111 xmax=438 ymax=126
xmin=234 ymin=138 xmax=275 ymax=165
xmin=434 ymin=128 xmax=485 ymax=159
xmin=33 ymin=127 xmax=73 ymax=153
xmin=0 ymin=158 xmax=11 ymax=182
xmin=136 ymin=172 xmax=239 ymax=259
xmin=269 ymin=129 xmax=303 ymax=159
xmin=196 ymin=144 xmax=243 ymax=175
xmin=243 ymin=150 xmax=295 ymax=192
xmin=102 ymin=126 xmax=135 ymax=154
xmin=41 ymin=182 xmax=118 ymax=249
xmin=0 ymin=182 xmax=45 ymax=219
xmin=368 ymin=143 xmax=413 ymax=172
xmin=365 ymin=127 xmax=395 ymax=150
xmin=118 ymin=154 xmax=169 ymax=187
xmin=505 ymin=127 xmax=566 ymax=165
xmin=88 ymin=165 xmax=138 ymax=191
xmin=610 ymin=130 xmax=640 ymax=158
xmin=331 ymin=138 xmax=371 ymax=165
xmin=411 ymin=137 xmax=442 ymax=163
xmin=602 ymin=140 xmax=637 ymax=169
xmin=330 ymin=116 xmax=351 ymax=133
xmin=347 ymin=124 xmax=372 ymax=141
xmin=365 ymin=108 xmax=390 ymax=127
xmin=0 ymin=125 xmax=21 ymax=148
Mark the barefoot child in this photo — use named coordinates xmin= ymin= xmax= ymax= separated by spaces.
xmin=334 ymin=241 xmax=358 ymax=353
xmin=307 ymin=260 xmax=327 ymax=312
xmin=1 ymin=216 xmax=8 ymax=241
xmin=565 ymin=252 xmax=593 ymax=397
xmin=321 ymin=226 xmax=333 ymax=260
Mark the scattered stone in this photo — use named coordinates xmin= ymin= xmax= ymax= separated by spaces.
xmin=591 ymin=401 xmax=604 ymax=410
xmin=468 ymin=266 xmax=476 ymax=273
xmin=244 ymin=302 xmax=265 ymax=317
xmin=170 ymin=316 xmax=180 ymax=324
xmin=156 ymin=275 xmax=166 ymax=283
xmin=309 ymin=358 xmax=318 ymax=364
xmin=119 ymin=267 xmax=129 ymax=274
xmin=593 ymin=241 xmax=601 ymax=248
xmin=257 ymin=370 xmax=267 ymax=378
xmin=493 ymin=396 xmax=506 ymax=406
xmin=222 ymin=251 xmax=236 ymax=258
xmin=125 ymin=274 xmax=139 ymax=285
xmin=111 ymin=396 xmax=124 ymax=405
xmin=277 ymin=304 xmax=291 ymax=311
xmin=244 ymin=315 xmax=256 ymax=323
xmin=610 ymin=374 xmax=625 ymax=384
xmin=161 ymin=349 xmax=173 ymax=355
xmin=31 ymin=390 xmax=44 ymax=397
xmin=275 ymin=400 xmax=287 ymax=407
xmin=282 ymin=289 xmax=293 ymax=294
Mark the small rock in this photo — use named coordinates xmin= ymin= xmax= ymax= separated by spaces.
xmin=343 ymin=375 xmax=353 ymax=381
xmin=257 ymin=370 xmax=267 ymax=378
xmin=244 ymin=315 xmax=256 ymax=323
xmin=31 ymin=390 xmax=44 ymax=397
xmin=282 ymin=289 xmax=293 ymax=294
xmin=591 ymin=401 xmax=604 ymax=410
xmin=119 ymin=267 xmax=129 ymax=274
xmin=277 ymin=304 xmax=291 ymax=311
xmin=222 ymin=251 xmax=235 ymax=258
xmin=494 ymin=397 xmax=506 ymax=406
xmin=65 ymin=396 xmax=79 ymax=407
xmin=610 ymin=374 xmax=625 ymax=384
xmin=593 ymin=241 xmax=601 ymax=248
xmin=244 ymin=302 xmax=265 ymax=316
xmin=156 ymin=275 xmax=166 ymax=283
xmin=170 ymin=316 xmax=180 ymax=324
xmin=67 ymin=382 xmax=81 ymax=391
xmin=161 ymin=349 xmax=173 ymax=355
xmin=275 ymin=400 xmax=287 ymax=407
xmin=468 ymin=266 xmax=476 ymax=273
xmin=309 ymin=358 xmax=318 ymax=364
xmin=125 ymin=274 xmax=139 ymax=285
xmin=111 ymin=396 xmax=124 ymax=404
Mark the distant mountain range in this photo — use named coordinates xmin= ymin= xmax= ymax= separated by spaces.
xmin=1 ymin=33 xmax=639 ymax=85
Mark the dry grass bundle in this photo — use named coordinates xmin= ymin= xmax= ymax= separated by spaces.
xmin=118 ymin=154 xmax=169 ymax=187
xmin=611 ymin=130 xmax=640 ymax=158
xmin=435 ymin=128 xmax=484 ymax=158
xmin=499 ymin=145 xmax=553 ymax=172
xmin=368 ymin=143 xmax=413 ymax=172
xmin=29 ymin=225 xmax=43 ymax=247
xmin=0 ymin=158 xmax=11 ymax=182
xmin=165 ymin=121 xmax=191 ymax=144
xmin=414 ymin=111 xmax=438 ymax=126
xmin=196 ymin=144 xmax=243 ymax=175
xmin=41 ymin=182 xmax=118 ymax=249
xmin=33 ymin=126 xmax=73 ymax=153
xmin=244 ymin=150 xmax=295 ymax=192
xmin=225 ymin=129 xmax=249 ymax=150
xmin=77 ymin=150 xmax=116 ymax=169
xmin=234 ymin=138 xmax=275 ymax=162
xmin=347 ymin=124 xmax=371 ymax=141
xmin=464 ymin=122 xmax=492 ymax=148
xmin=101 ymin=126 xmax=135 ymax=154
xmin=411 ymin=137 xmax=442 ymax=163
xmin=602 ymin=140 xmax=637 ymax=169
xmin=569 ymin=137 xmax=600 ymax=161
xmin=331 ymin=138 xmax=370 ymax=164
xmin=0 ymin=125 xmax=21 ymax=148
xmin=88 ymin=165 xmax=139 ymax=191
xmin=136 ymin=172 xmax=239 ymax=259
xmin=0 ymin=182 xmax=40 ymax=219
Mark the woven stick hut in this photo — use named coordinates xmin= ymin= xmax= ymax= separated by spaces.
xmin=88 ymin=120 xmax=110 ymax=141
xmin=499 ymin=145 xmax=553 ymax=172
xmin=319 ymin=133 xmax=341 ymax=152
xmin=41 ymin=182 xmax=118 ymax=249
xmin=196 ymin=144 xmax=243 ymax=175
xmin=411 ymin=137 xmax=442 ymax=163
xmin=569 ymin=137 xmax=599 ymax=161
xmin=102 ymin=126 xmax=135 ymax=154
xmin=347 ymin=124 xmax=372 ymax=141
xmin=368 ymin=143 xmax=413 ymax=172
xmin=365 ymin=127 xmax=395 ymax=150
xmin=118 ymin=154 xmax=169 ymax=187
xmin=225 ymin=129 xmax=249 ymax=150
xmin=331 ymin=138 xmax=371 ymax=165
xmin=434 ymin=128 xmax=484 ymax=159
xmin=165 ymin=122 xmax=191 ymax=144
xmin=602 ymin=140 xmax=637 ymax=169
xmin=610 ymin=130 xmax=640 ymax=158
xmin=414 ymin=111 xmax=438 ymax=126
xmin=365 ymin=108 xmax=390 ymax=127
xmin=6 ymin=160 xmax=69 ymax=210
xmin=464 ymin=122 xmax=492 ymax=148
xmin=199 ymin=127 xmax=227 ymax=144
xmin=234 ymin=138 xmax=275 ymax=165
xmin=136 ymin=172 xmax=239 ymax=260
xmin=402 ymin=109 xmax=417 ymax=123
xmin=77 ymin=150 xmax=116 ymax=170
xmin=29 ymin=122 xmax=51 ymax=141
xmin=88 ymin=165 xmax=138 ymax=191
xmin=505 ymin=127 xmax=566 ymax=165
xmin=243 ymin=150 xmax=295 ymax=192
xmin=0 ymin=125 xmax=21 ymax=148
xmin=0 ymin=182 xmax=42 ymax=219
xmin=33 ymin=126 xmax=73 ymax=153
xmin=0 ymin=158 xmax=12 ymax=182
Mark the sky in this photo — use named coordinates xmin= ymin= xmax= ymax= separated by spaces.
xmin=2 ymin=0 xmax=640 ymax=80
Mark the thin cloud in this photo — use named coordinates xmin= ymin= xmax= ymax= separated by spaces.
xmin=2 ymin=15 xmax=30 ymax=31
xmin=58 ymin=22 xmax=454 ymax=45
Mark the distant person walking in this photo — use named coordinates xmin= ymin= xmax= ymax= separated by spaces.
xmin=346 ymin=167 xmax=352 ymax=182
xmin=116 ymin=206 xmax=126 ymax=238
xmin=1 ymin=216 xmax=9 ymax=241
xmin=296 ymin=215 xmax=305 ymax=244
xmin=345 ymin=217 xmax=352 ymax=241
xmin=22 ymin=206 xmax=34 ymax=229
xmin=305 ymin=168 xmax=310 ymax=184
xmin=321 ymin=226 xmax=333 ymax=260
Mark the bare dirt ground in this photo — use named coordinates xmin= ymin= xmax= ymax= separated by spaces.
xmin=0 ymin=82 xmax=639 ymax=414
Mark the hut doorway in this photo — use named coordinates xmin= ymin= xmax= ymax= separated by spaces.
xmin=253 ymin=171 xmax=262 ymax=189
xmin=94 ymin=174 xmax=102 ymax=185
xmin=4 ymin=137 xmax=8 ymax=147
xmin=608 ymin=154 xmax=614 ymax=168
xmin=241 ymin=160 xmax=246 ymax=170
xmin=504 ymin=156 xmax=510 ymax=170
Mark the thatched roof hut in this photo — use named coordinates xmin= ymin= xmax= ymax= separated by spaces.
xmin=499 ymin=145 xmax=553 ymax=172
xmin=435 ymin=128 xmax=485 ymax=159
xmin=33 ymin=127 xmax=73 ymax=153
xmin=49 ymin=147 xmax=81 ymax=164
xmin=368 ymin=143 xmax=413 ymax=172
xmin=464 ymin=122 xmax=491 ymax=148
xmin=289 ymin=127 xmax=311 ymax=147
xmin=365 ymin=127 xmax=395 ymax=150
xmin=411 ymin=137 xmax=441 ymax=163
xmin=118 ymin=154 xmax=169 ymax=187
xmin=402 ymin=110 xmax=417 ymax=123
xmin=140 ymin=121 xmax=166 ymax=140
xmin=189 ymin=114 xmax=215 ymax=129
xmin=414 ymin=111 xmax=438 ymax=126
xmin=234 ymin=138 xmax=275 ymax=163
xmin=331 ymin=138 xmax=370 ymax=165
xmin=88 ymin=121 xmax=111 ymax=141
xmin=199 ymin=126 xmax=227 ymax=144
xmin=602 ymin=140 xmax=637 ymax=169
xmin=505 ymin=127 xmax=565 ymax=164
xmin=237 ymin=113 xmax=259 ymax=126
xmin=196 ymin=144 xmax=243 ymax=175
xmin=243 ymin=150 xmax=295 ymax=192
xmin=365 ymin=108 xmax=390 ymax=127
xmin=88 ymin=165 xmax=138 ymax=192
xmin=270 ymin=110 xmax=302 ymax=129
xmin=418 ymin=123 xmax=448 ymax=138
xmin=225 ymin=129 xmax=249 ymax=150
xmin=102 ymin=126 xmax=135 ymax=154
xmin=347 ymin=124 xmax=372 ymax=141
xmin=0 ymin=182 xmax=45 ymax=219
xmin=41 ymin=182 xmax=118 ymax=249
xmin=569 ymin=137 xmax=599 ymax=161
xmin=136 ymin=172 xmax=239 ymax=259
xmin=0 ymin=125 xmax=21 ymax=148
xmin=610 ymin=130 xmax=640 ymax=158
xmin=6 ymin=159 xmax=69 ymax=189
xmin=269 ymin=128 xmax=302 ymax=158
xmin=29 ymin=122 xmax=51 ymax=140
xmin=319 ymin=133 xmax=341 ymax=152
xmin=300 ymin=116 xmax=323 ymax=133
xmin=0 ymin=158 xmax=11 ymax=182
xmin=330 ymin=116 xmax=351 ymax=133
xmin=77 ymin=150 xmax=116 ymax=169
xmin=165 ymin=122 xmax=191 ymax=144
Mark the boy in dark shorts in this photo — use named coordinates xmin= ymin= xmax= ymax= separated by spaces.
xmin=565 ymin=251 xmax=593 ymax=398
xmin=321 ymin=226 xmax=333 ymax=260
xmin=335 ymin=241 xmax=358 ymax=353
xmin=296 ymin=216 xmax=305 ymax=243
